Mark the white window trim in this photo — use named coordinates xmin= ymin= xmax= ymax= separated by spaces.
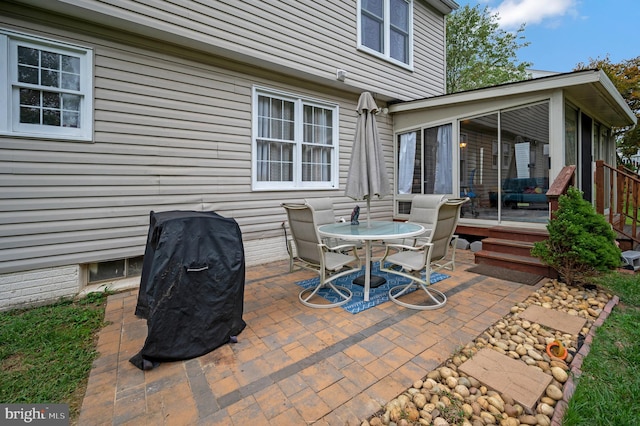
xmin=356 ymin=0 xmax=414 ymax=70
xmin=0 ymin=29 xmax=93 ymax=141
xmin=251 ymin=86 xmax=340 ymax=191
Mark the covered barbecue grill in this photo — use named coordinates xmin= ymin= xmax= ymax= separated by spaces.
xmin=130 ymin=210 xmax=246 ymax=370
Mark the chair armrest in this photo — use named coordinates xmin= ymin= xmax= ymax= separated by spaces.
xmin=324 ymin=242 xmax=360 ymax=252
xmin=384 ymin=243 xmax=428 ymax=252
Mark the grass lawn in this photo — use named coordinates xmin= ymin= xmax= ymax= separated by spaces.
xmin=0 ymin=292 xmax=108 ymax=424
xmin=562 ymin=272 xmax=640 ymax=425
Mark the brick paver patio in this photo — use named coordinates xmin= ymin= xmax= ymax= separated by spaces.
xmin=78 ymin=250 xmax=540 ymax=425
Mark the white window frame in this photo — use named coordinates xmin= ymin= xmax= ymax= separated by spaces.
xmin=252 ymin=87 xmax=340 ymax=191
xmin=0 ymin=29 xmax=93 ymax=141
xmin=357 ymin=0 xmax=414 ymax=69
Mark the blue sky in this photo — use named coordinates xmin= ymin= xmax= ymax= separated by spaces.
xmin=453 ymin=0 xmax=638 ymax=73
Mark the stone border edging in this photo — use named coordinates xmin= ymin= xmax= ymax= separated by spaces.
xmin=550 ymin=295 xmax=620 ymax=426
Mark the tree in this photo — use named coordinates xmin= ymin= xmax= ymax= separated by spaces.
xmin=446 ymin=4 xmax=531 ymax=94
xmin=574 ymin=56 xmax=640 ymax=162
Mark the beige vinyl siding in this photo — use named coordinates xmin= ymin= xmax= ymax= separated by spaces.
xmin=0 ymin=15 xmax=395 ymax=274
xmin=7 ymin=0 xmax=448 ymax=101
xmin=410 ymin=1 xmax=447 ymax=97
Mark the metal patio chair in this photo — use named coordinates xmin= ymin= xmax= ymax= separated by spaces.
xmin=380 ymin=197 xmax=468 ymax=310
xmin=282 ymin=202 xmax=361 ymax=308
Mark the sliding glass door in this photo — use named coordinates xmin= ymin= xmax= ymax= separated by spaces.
xmin=459 ymin=102 xmax=550 ymax=223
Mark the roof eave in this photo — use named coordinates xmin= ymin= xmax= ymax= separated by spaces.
xmin=422 ymin=0 xmax=459 ymax=14
xmin=390 ymin=70 xmax=636 ymax=128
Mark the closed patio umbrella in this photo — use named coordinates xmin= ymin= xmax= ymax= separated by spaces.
xmin=345 ymin=92 xmax=390 ymax=227
xmin=345 ymin=91 xmax=390 ymax=288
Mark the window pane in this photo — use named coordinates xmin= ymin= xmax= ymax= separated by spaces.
xmin=41 ymin=69 xmax=59 ymax=87
xmin=62 ymin=93 xmax=81 ymax=111
xmin=62 ymin=111 xmax=79 ymax=128
xmin=303 ymin=105 xmax=312 ymax=126
xmin=362 ymin=0 xmax=383 ymax=16
xmin=362 ymin=15 xmax=383 ymax=52
xmin=19 ymin=88 xmax=40 ymax=106
xmin=258 ymin=117 xmax=269 ymax=138
xmin=283 ymin=101 xmax=294 ymax=120
xmin=271 ymin=117 xmax=282 ymax=139
xmin=304 ymin=123 xmax=313 ymax=143
xmin=88 ymin=259 xmax=125 ymax=282
xmin=324 ymin=126 xmax=333 ymax=145
xmin=18 ymin=65 xmax=38 ymax=84
xmin=127 ymin=256 xmax=144 ymax=276
xmin=258 ymin=95 xmax=269 ymax=117
xmin=397 ymin=131 xmax=420 ymax=194
xmin=61 ymin=55 xmax=80 ymax=73
xmin=18 ymin=46 xmax=39 ymax=66
xmin=61 ymin=73 xmax=80 ymax=91
xmin=390 ymin=0 xmax=409 ymax=30
xmin=41 ymin=51 xmax=59 ymax=69
xmin=20 ymin=107 xmax=40 ymax=124
xmin=43 ymin=109 xmax=61 ymax=126
xmin=280 ymin=120 xmax=291 ymax=140
xmin=390 ymin=30 xmax=408 ymax=63
xmin=43 ymin=92 xmax=60 ymax=108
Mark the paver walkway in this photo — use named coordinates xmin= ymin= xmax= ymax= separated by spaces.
xmin=78 ymin=250 xmax=541 ymax=425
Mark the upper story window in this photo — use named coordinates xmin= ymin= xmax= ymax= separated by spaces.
xmin=0 ymin=30 xmax=93 ymax=140
xmin=358 ymin=0 xmax=413 ymax=68
xmin=252 ymin=87 xmax=339 ymax=190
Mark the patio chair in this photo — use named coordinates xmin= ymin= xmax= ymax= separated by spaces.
xmin=381 ymin=194 xmax=446 ymax=255
xmin=290 ymin=198 xmax=362 ymax=268
xmin=379 ymin=197 xmax=468 ymax=310
xmin=282 ymin=202 xmax=361 ymax=308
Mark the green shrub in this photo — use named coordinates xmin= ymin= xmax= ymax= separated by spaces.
xmin=531 ymin=186 xmax=621 ymax=285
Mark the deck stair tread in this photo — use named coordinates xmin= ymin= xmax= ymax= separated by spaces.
xmin=487 ymin=226 xmax=548 ymax=243
xmin=481 ymin=238 xmax=536 ymax=257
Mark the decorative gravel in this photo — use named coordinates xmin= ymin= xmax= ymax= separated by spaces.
xmin=362 ymin=279 xmax=617 ymax=426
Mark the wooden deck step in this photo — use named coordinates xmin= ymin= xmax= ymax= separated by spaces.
xmin=480 ymin=238 xmax=535 ymax=257
xmin=474 ymin=249 xmax=557 ymax=278
xmin=487 ymin=226 xmax=548 ymax=243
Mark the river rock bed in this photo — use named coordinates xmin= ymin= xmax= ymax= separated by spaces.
xmin=362 ymin=279 xmax=613 ymax=426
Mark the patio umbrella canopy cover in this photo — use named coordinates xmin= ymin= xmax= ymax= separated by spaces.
xmin=345 ymin=92 xmax=390 ymax=226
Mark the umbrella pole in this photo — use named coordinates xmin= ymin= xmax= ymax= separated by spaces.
xmin=352 ymin=195 xmax=386 ymax=288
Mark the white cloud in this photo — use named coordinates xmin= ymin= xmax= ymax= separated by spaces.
xmin=491 ymin=0 xmax=579 ymax=29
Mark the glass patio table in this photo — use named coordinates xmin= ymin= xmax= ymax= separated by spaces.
xmin=317 ymin=221 xmax=426 ymax=302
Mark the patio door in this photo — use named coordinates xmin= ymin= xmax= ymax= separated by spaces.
xmin=459 ymin=102 xmax=550 ymax=224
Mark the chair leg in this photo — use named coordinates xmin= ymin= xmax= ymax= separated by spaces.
xmin=298 ymin=270 xmax=354 ymax=309
xmin=385 ymin=267 xmax=447 ymax=310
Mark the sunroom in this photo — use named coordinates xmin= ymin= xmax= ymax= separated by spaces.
xmin=388 ymin=70 xmax=635 ymax=234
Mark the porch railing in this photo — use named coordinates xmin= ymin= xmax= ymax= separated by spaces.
xmin=547 ymin=165 xmax=576 ymax=216
xmin=595 ymin=159 xmax=640 ymax=246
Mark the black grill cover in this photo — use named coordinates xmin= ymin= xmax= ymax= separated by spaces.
xmin=130 ymin=210 xmax=246 ymax=370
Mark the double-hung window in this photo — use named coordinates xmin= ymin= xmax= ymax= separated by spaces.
xmin=252 ymin=87 xmax=339 ymax=190
xmin=0 ymin=30 xmax=93 ymax=140
xmin=358 ymin=0 xmax=413 ymax=68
